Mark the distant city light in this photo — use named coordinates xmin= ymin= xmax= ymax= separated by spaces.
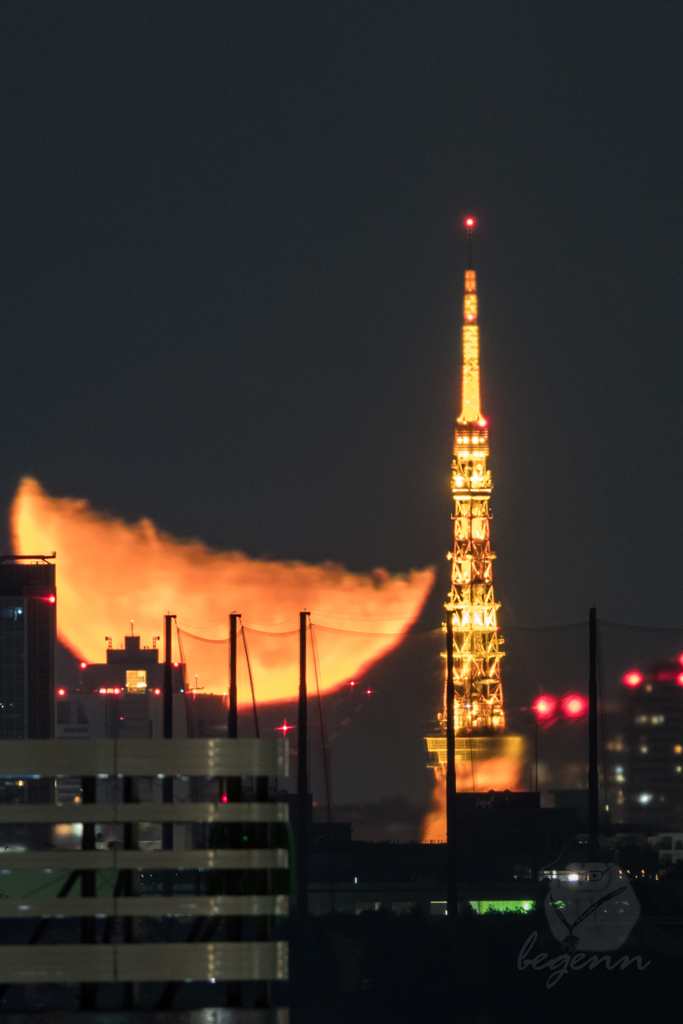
xmin=561 ymin=694 xmax=588 ymax=718
xmin=79 ymin=662 xmax=87 ymax=670
xmin=532 ymin=695 xmax=557 ymax=720
xmin=276 ymin=719 xmax=295 ymax=736
xmin=113 ymin=687 xmax=121 ymax=695
xmin=465 ymin=217 xmax=475 ymax=228
xmin=153 ymin=688 xmax=161 ymax=695
xmin=98 ymin=688 xmax=107 ymax=695
xmin=365 ymin=689 xmax=373 ymax=696
xmin=221 ymin=794 xmax=228 ymax=803
xmin=638 ymin=793 xmax=653 ymax=804
xmin=677 ymin=673 xmax=683 ymax=687
xmin=56 ymin=688 xmax=66 ymax=697
xmin=622 ymin=671 xmax=643 ymax=688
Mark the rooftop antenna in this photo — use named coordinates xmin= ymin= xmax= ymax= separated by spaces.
xmin=130 ymin=620 xmax=134 ymax=636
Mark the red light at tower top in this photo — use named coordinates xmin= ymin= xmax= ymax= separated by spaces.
xmin=562 ymin=693 xmax=588 ymax=718
xmin=622 ymin=670 xmax=643 ymax=688
xmin=465 ymin=217 xmax=475 ymax=229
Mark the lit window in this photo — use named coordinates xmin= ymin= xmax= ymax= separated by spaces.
xmin=675 ymin=745 xmax=683 ymax=754
xmin=639 ymin=745 xmax=649 ymax=754
xmin=125 ymin=670 xmax=147 ymax=693
xmin=676 ymin=766 xmax=682 ymax=773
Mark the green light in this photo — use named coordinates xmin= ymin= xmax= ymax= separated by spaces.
xmin=469 ymin=900 xmax=535 ymax=914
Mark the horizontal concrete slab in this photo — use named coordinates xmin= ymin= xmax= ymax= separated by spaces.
xmin=0 ymin=738 xmax=288 ymax=778
xmin=0 ymin=802 xmax=289 ymax=824
xmin=0 ymin=894 xmax=288 ymax=917
xmin=0 ymin=848 xmax=288 ymax=870
xmin=0 ymin=941 xmax=288 ymax=983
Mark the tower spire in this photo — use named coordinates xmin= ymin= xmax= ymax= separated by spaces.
xmin=424 ymin=221 xmax=524 ymax=807
xmin=457 ymin=218 xmax=485 ymax=426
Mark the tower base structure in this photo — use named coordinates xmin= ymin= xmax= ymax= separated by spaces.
xmin=426 ymin=733 xmax=525 ymax=793
xmin=426 ymin=733 xmax=525 ymax=770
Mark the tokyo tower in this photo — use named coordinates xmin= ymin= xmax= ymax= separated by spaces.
xmin=426 ymin=219 xmax=523 ymax=781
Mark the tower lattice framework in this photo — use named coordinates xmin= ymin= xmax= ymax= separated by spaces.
xmin=446 ymin=259 xmax=505 ymax=735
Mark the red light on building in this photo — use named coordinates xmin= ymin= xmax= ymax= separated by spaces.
xmin=275 ymin=719 xmax=295 ymax=736
xmin=48 ymin=595 xmax=56 ymax=604
xmin=173 ymin=662 xmax=179 ymax=667
xmin=56 ymin=688 xmax=66 ymax=697
xmin=532 ymin=695 xmax=557 ymax=720
xmin=562 ymin=694 xmax=588 ymax=718
xmin=221 ymin=794 xmax=228 ymax=803
xmin=153 ymin=688 xmax=161 ymax=695
xmin=622 ymin=671 xmax=643 ymax=688
xmin=99 ymin=688 xmax=107 ymax=695
xmin=365 ymin=689 xmax=373 ymax=695
xmin=465 ymin=217 xmax=475 ymax=228
xmin=677 ymin=673 xmax=683 ymax=687
xmin=80 ymin=662 xmax=87 ymax=670
xmin=113 ymin=687 xmax=121 ymax=695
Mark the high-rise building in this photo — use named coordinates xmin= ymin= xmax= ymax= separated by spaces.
xmin=611 ymin=659 xmax=683 ymax=829
xmin=0 ymin=554 xmax=56 ymax=739
xmin=426 ymin=222 xmax=523 ymax=781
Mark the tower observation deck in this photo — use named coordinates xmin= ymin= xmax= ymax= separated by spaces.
xmin=426 ymin=221 xmax=523 ymax=781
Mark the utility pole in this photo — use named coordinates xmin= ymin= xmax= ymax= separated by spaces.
xmin=297 ymin=611 xmax=309 ymax=919
xmin=446 ymin=609 xmax=457 ymax=923
xmin=588 ymin=607 xmax=599 ymax=839
xmin=162 ymin=614 xmax=175 ymax=851
xmin=226 ymin=612 xmax=242 ymax=1007
xmin=229 ymin=613 xmax=238 ymax=739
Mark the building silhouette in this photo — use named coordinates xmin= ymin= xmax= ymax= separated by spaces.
xmin=0 ymin=554 xmax=55 ymax=740
xmin=57 ymin=631 xmax=186 ymax=740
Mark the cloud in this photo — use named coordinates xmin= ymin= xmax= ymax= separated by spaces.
xmin=11 ymin=477 xmax=434 ymax=704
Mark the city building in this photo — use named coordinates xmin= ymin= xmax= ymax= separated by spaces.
xmin=0 ymin=554 xmax=56 ymax=740
xmin=56 ymin=632 xmax=186 ymax=740
xmin=0 ymin=734 xmax=289 ymax=1013
xmin=611 ymin=658 xmax=683 ymax=829
xmin=306 ymin=792 xmax=577 ymax=915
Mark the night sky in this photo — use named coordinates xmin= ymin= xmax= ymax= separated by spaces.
xmin=3 ymin=3 xmax=683 ymax=814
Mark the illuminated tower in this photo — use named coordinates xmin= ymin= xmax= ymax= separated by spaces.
xmin=426 ymin=220 xmax=522 ymax=782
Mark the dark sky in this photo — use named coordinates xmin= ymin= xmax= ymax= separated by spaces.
xmin=3 ymin=1 xmax=683 ymax=637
